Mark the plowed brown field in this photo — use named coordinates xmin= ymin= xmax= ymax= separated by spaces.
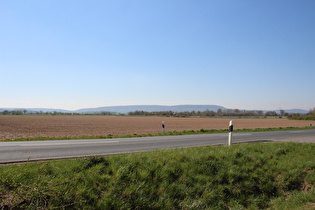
xmin=0 ymin=116 xmax=314 ymax=140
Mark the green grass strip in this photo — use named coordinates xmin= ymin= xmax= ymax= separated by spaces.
xmin=0 ymin=142 xmax=314 ymax=209
xmin=1 ymin=126 xmax=315 ymax=142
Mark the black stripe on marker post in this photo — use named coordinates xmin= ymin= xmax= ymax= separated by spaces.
xmin=228 ymin=120 xmax=233 ymax=146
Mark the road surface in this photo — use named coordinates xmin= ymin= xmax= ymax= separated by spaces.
xmin=1 ymin=129 xmax=314 ymax=164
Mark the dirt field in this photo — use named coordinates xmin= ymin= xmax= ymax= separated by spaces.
xmin=0 ymin=116 xmax=314 ymax=140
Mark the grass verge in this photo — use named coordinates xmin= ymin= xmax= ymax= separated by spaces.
xmin=1 ymin=126 xmax=315 ymax=142
xmin=0 ymin=142 xmax=314 ymax=209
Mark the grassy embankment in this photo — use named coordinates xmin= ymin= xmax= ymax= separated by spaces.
xmin=1 ymin=142 xmax=314 ymax=209
xmin=2 ymin=126 xmax=315 ymax=142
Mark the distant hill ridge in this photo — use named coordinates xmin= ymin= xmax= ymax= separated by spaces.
xmin=75 ymin=105 xmax=226 ymax=113
xmin=0 ymin=105 xmax=309 ymax=114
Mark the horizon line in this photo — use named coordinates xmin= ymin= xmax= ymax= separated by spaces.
xmin=0 ymin=104 xmax=311 ymax=112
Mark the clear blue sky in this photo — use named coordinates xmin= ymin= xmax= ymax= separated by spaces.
xmin=1 ymin=0 xmax=315 ymax=111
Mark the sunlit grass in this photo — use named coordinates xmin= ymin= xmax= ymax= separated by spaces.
xmin=1 ymin=126 xmax=314 ymax=142
xmin=1 ymin=142 xmax=314 ymax=209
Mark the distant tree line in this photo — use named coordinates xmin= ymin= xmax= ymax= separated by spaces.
xmin=128 ymin=108 xmax=315 ymax=120
xmin=287 ymin=108 xmax=315 ymax=120
xmin=2 ymin=108 xmax=315 ymax=120
xmin=128 ymin=109 xmax=282 ymax=118
xmin=0 ymin=110 xmax=118 ymax=116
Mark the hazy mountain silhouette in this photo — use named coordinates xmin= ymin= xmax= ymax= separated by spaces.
xmin=75 ymin=105 xmax=226 ymax=113
xmin=0 ymin=105 xmax=309 ymax=114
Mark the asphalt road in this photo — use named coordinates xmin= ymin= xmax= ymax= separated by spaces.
xmin=1 ymin=129 xmax=314 ymax=164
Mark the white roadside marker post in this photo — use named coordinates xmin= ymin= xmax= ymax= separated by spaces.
xmin=228 ymin=120 xmax=233 ymax=146
xmin=162 ymin=121 xmax=165 ymax=134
